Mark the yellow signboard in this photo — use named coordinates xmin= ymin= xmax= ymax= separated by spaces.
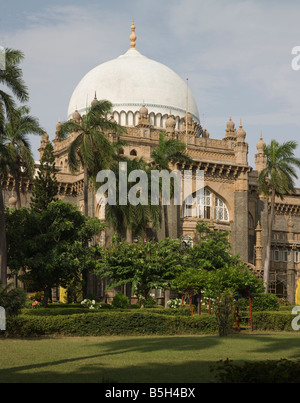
xmin=296 ymin=279 xmax=300 ymax=305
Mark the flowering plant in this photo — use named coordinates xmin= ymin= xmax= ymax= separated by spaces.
xmin=32 ymin=300 xmax=39 ymax=308
xmin=167 ymin=298 xmax=183 ymax=309
xmin=81 ymin=299 xmax=98 ymax=310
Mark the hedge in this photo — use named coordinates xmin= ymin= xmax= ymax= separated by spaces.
xmin=21 ymin=305 xmax=195 ymax=317
xmin=210 ymin=358 xmax=300 ymax=383
xmin=3 ymin=311 xmax=218 ymax=337
xmin=252 ymin=311 xmax=295 ymax=331
xmin=1 ymin=310 xmax=297 ymax=337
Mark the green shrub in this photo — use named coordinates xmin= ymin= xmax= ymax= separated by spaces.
xmin=145 ymin=306 xmax=195 ymax=316
xmin=144 ymin=296 xmax=157 ymax=308
xmin=251 ymin=293 xmax=280 ymax=311
xmin=29 ymin=291 xmax=44 ymax=302
xmin=211 ymin=358 xmax=300 ymax=383
xmin=112 ymin=293 xmax=129 ymax=309
xmin=252 ymin=311 xmax=293 ymax=331
xmin=0 ymin=285 xmax=27 ymax=317
xmin=5 ymin=311 xmax=218 ymax=337
xmin=3 ymin=305 xmax=297 ymax=337
xmin=147 ymin=304 xmax=164 ymax=309
xmin=99 ymin=302 xmax=113 ymax=309
xmin=167 ymin=298 xmax=182 ymax=309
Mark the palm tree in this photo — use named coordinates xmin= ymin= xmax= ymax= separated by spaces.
xmin=150 ymin=131 xmax=193 ymax=238
xmin=0 ymin=48 xmax=29 ymax=285
xmin=57 ymin=99 xmax=125 ymax=217
xmin=258 ymin=139 xmax=300 ymax=292
xmin=5 ymin=105 xmax=44 ymax=209
xmin=104 ymin=157 xmax=161 ymax=241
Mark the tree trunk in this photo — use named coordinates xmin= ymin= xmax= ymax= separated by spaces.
xmin=0 ymin=186 xmax=7 ymax=285
xmin=83 ymin=164 xmax=89 ymax=217
xmin=43 ymin=286 xmax=51 ymax=307
xmin=197 ymin=291 xmax=201 ymax=315
xmin=15 ymin=180 xmax=21 ymax=210
xmin=263 ymin=188 xmax=276 ymax=293
xmin=81 ymin=164 xmax=90 ymax=298
xmin=163 ymin=204 xmax=169 ymax=238
xmin=126 ymin=227 xmax=132 ymax=243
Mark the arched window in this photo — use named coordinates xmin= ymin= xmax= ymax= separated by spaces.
xmin=183 ymin=188 xmax=229 ymax=222
xmin=197 ymin=188 xmax=211 ymax=219
xmin=130 ymin=149 xmax=137 ymax=156
xmin=183 ymin=188 xmax=211 ymax=219
xmin=215 ymin=197 xmax=229 ymax=221
xmin=127 ymin=111 xmax=134 ymax=126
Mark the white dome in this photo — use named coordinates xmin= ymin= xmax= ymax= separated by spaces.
xmin=67 ymin=47 xmax=200 ymax=125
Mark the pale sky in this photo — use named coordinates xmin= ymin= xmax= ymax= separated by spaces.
xmin=1 ymin=0 xmax=300 ymax=183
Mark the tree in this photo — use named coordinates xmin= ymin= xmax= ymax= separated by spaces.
xmin=0 ymin=48 xmax=29 ymax=285
xmin=6 ymin=200 xmax=105 ymax=306
xmin=150 ymin=131 xmax=193 ymax=237
xmin=171 ymin=267 xmax=209 ymax=314
xmin=206 ymin=264 xmax=264 ymax=336
xmin=57 ymin=99 xmax=125 ymax=216
xmin=96 ymin=237 xmax=184 ymax=307
xmin=30 ymin=141 xmax=58 ymax=212
xmin=5 ymin=105 xmax=43 ymax=209
xmin=257 ymin=140 xmax=300 ymax=292
xmin=205 ymin=264 xmax=264 ymax=299
xmin=187 ymin=220 xmax=239 ymax=271
xmin=103 ymin=157 xmax=161 ymax=241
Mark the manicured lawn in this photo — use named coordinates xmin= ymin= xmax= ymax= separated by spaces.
xmin=1 ymin=332 xmax=300 ymax=383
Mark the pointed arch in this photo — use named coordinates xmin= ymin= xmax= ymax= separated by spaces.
xmin=182 ymin=186 xmax=229 ymax=222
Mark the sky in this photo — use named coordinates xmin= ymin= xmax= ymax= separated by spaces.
xmin=1 ymin=0 xmax=300 ymax=183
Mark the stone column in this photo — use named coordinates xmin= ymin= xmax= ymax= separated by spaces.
xmin=287 ymin=216 xmax=296 ymax=304
xmin=287 ymin=246 xmax=296 ymax=304
xmin=232 ymin=171 xmax=249 ymax=262
xmin=257 ymin=195 xmax=268 ymax=264
xmin=255 ymin=221 xmax=263 ymax=273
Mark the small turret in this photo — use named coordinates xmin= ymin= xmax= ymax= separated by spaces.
xmin=165 ymin=112 xmax=176 ymax=137
xmin=255 ymin=131 xmax=267 ymax=172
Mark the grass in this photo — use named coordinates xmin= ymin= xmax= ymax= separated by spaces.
xmin=1 ymin=332 xmax=300 ymax=383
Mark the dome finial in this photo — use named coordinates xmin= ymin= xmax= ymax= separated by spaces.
xmin=130 ymin=20 xmax=137 ymax=49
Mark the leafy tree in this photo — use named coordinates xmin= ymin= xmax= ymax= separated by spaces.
xmin=0 ymin=281 xmax=27 ymax=317
xmin=205 ymin=265 xmax=264 ymax=299
xmin=171 ymin=267 xmax=209 ymax=314
xmin=150 ymin=131 xmax=193 ymax=237
xmin=96 ymin=237 xmax=184 ymax=307
xmin=172 ymin=221 xmax=264 ymax=322
xmin=5 ymin=105 xmax=43 ymax=209
xmin=104 ymin=157 xmax=161 ymax=241
xmin=57 ymin=99 xmax=125 ymax=216
xmin=0 ymin=48 xmax=29 ymax=285
xmin=6 ymin=200 xmax=105 ymax=306
xmin=205 ymin=265 xmax=264 ymax=336
xmin=30 ymin=141 xmax=58 ymax=212
xmin=187 ymin=220 xmax=239 ymax=271
xmin=257 ymin=140 xmax=300 ymax=292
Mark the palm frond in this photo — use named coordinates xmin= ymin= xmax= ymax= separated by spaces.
xmin=0 ymin=48 xmax=29 ymax=102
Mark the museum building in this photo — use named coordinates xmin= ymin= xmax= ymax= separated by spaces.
xmin=4 ymin=22 xmax=300 ymax=304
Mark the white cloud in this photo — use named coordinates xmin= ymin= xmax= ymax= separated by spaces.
xmin=1 ymin=0 xmax=300 ymax=185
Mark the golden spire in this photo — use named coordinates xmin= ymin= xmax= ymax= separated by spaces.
xmin=130 ymin=20 xmax=137 ymax=48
